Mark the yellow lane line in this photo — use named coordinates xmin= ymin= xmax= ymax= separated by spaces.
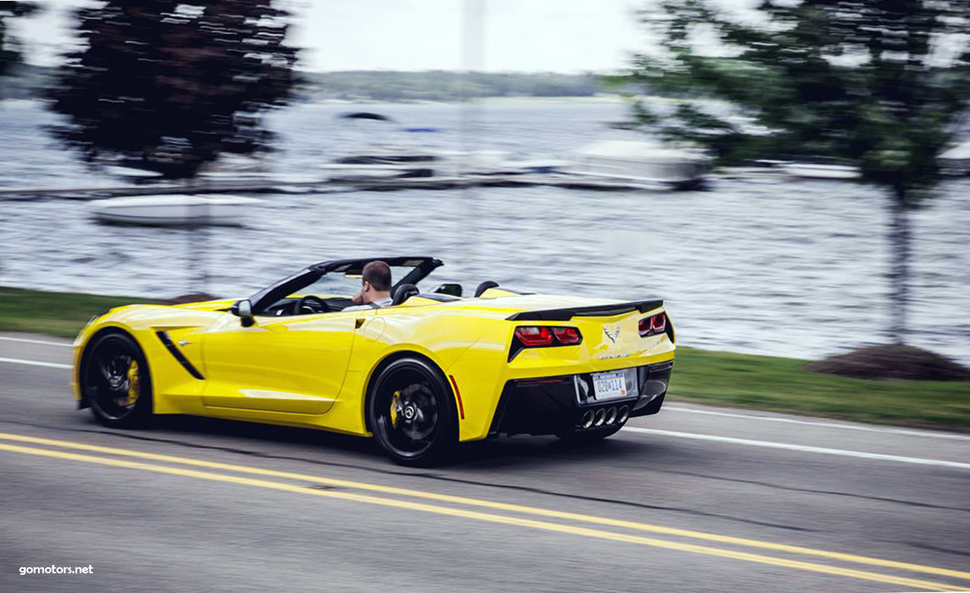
xmin=1 ymin=431 xmax=968 ymax=583
xmin=0 ymin=442 xmax=961 ymax=592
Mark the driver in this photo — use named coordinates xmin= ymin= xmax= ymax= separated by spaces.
xmin=345 ymin=260 xmax=393 ymax=310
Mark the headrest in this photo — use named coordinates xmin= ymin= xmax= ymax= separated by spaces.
xmin=474 ymin=280 xmax=500 ymax=298
xmin=392 ymin=283 xmax=420 ymax=306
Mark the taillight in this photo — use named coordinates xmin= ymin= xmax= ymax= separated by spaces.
xmin=551 ymin=327 xmax=581 ymax=345
xmin=514 ymin=326 xmax=554 ymax=347
xmin=511 ymin=326 xmax=583 ymax=360
xmin=639 ymin=312 xmax=667 ymax=337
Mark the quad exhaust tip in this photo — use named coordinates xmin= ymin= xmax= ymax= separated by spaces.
xmin=617 ymin=405 xmax=630 ymax=424
xmin=604 ymin=407 xmax=618 ymax=425
xmin=593 ymin=409 xmax=606 ymax=427
xmin=580 ymin=405 xmax=629 ymax=430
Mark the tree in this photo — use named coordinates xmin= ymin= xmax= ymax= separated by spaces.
xmin=49 ymin=0 xmax=298 ymax=179
xmin=629 ymin=0 xmax=970 ymax=344
xmin=0 ymin=1 xmax=38 ymax=78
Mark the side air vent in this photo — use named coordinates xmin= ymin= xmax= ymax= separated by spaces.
xmin=156 ymin=331 xmax=205 ymax=380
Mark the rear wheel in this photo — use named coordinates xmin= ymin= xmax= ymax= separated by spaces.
xmin=368 ymin=357 xmax=457 ymax=466
xmin=82 ymin=331 xmax=152 ymax=428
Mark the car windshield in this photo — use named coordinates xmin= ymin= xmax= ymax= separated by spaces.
xmin=293 ymin=264 xmax=428 ymax=298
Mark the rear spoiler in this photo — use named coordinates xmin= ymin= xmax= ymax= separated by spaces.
xmin=506 ymin=299 xmax=664 ymax=322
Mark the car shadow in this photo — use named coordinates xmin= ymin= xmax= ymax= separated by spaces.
xmin=450 ymin=434 xmax=664 ymax=470
xmin=72 ymin=412 xmax=379 ymax=465
xmin=76 ymin=412 xmax=663 ymax=475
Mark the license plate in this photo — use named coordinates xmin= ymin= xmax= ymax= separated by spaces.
xmin=592 ymin=370 xmax=634 ymax=401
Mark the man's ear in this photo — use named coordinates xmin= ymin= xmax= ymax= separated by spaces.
xmin=362 ymin=280 xmax=371 ymax=292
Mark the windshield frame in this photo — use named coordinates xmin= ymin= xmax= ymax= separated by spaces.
xmin=247 ymin=256 xmax=443 ymax=315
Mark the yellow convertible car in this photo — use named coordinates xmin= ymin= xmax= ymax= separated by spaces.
xmin=72 ymin=257 xmax=676 ymax=464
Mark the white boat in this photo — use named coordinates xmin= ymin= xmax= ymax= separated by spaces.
xmin=197 ymin=154 xmax=272 ymax=181
xmin=320 ymin=147 xmax=518 ymax=181
xmin=88 ymin=194 xmax=262 ymax=226
xmin=103 ymin=165 xmax=165 ymax=180
xmin=780 ymin=163 xmax=861 ymax=180
xmin=564 ymin=140 xmax=711 ymax=188
xmin=939 ymin=141 xmax=970 ymax=175
xmin=323 ymin=111 xmax=528 ymax=181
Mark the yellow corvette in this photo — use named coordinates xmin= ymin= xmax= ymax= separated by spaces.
xmin=72 ymin=257 xmax=676 ymax=464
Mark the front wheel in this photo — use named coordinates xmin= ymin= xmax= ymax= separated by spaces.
xmin=368 ymin=357 xmax=457 ymax=466
xmin=81 ymin=331 xmax=153 ymax=428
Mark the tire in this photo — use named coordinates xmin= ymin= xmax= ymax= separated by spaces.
xmin=81 ymin=330 xmax=153 ymax=428
xmin=368 ymin=357 xmax=458 ymax=466
xmin=556 ymin=422 xmax=625 ymax=444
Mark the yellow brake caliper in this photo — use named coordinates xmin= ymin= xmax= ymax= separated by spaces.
xmin=389 ymin=390 xmax=402 ymax=428
xmin=126 ymin=360 xmax=140 ymax=407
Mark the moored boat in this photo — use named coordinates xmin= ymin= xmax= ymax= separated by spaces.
xmin=939 ymin=141 xmax=970 ymax=176
xmin=780 ymin=162 xmax=861 ymax=180
xmin=565 ymin=139 xmax=711 ymax=189
xmin=87 ymin=194 xmax=262 ymax=226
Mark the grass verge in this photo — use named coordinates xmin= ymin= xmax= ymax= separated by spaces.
xmin=671 ymin=348 xmax=970 ymax=432
xmin=0 ymin=286 xmax=156 ymax=338
xmin=2 ymin=286 xmax=969 ymax=432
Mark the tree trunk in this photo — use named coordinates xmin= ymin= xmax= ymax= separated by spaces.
xmin=887 ymin=191 xmax=910 ymax=345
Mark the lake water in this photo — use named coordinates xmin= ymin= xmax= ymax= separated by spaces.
xmin=1 ymin=99 xmax=968 ymax=363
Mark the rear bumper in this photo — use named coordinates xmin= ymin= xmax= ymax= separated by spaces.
xmin=488 ymin=360 xmax=673 ymax=436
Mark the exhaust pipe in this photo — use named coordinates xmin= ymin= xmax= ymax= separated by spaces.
xmin=593 ymin=409 xmax=606 ymax=427
xmin=617 ymin=405 xmax=630 ymax=424
xmin=580 ymin=410 xmax=594 ymax=429
xmin=604 ymin=407 xmax=617 ymax=425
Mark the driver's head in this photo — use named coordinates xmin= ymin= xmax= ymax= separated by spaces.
xmin=360 ymin=260 xmax=392 ymax=303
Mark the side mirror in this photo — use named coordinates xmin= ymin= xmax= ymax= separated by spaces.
xmin=235 ymin=299 xmax=256 ymax=327
xmin=432 ymin=283 xmax=463 ymax=297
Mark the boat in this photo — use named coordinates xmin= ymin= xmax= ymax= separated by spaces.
xmin=320 ymin=146 xmax=438 ymax=180
xmin=320 ymin=147 xmax=520 ymax=181
xmin=939 ymin=141 xmax=970 ymax=175
xmin=780 ymin=162 xmax=861 ymax=180
xmin=337 ymin=111 xmax=397 ymax=123
xmin=103 ymin=165 xmax=165 ymax=180
xmin=564 ymin=140 xmax=711 ymax=189
xmin=323 ymin=111 xmax=525 ymax=181
xmin=102 ymin=165 xmax=171 ymax=187
xmin=87 ymin=194 xmax=262 ymax=226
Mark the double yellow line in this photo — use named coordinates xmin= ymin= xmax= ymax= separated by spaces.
xmin=2 ymin=431 xmax=967 ymax=591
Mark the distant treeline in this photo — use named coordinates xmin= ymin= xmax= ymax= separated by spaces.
xmin=1 ymin=66 xmax=623 ymax=102
xmin=298 ymin=70 xmax=611 ymax=102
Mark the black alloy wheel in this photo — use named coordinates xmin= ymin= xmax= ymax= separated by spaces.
xmin=82 ymin=331 xmax=152 ymax=428
xmin=369 ymin=357 xmax=457 ymax=466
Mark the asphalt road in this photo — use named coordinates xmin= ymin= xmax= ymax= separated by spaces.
xmin=2 ymin=332 xmax=969 ymax=592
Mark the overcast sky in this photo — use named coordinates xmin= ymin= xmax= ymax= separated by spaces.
xmin=13 ymin=0 xmax=652 ymax=73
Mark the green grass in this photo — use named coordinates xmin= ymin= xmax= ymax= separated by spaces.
xmin=3 ymin=286 xmax=969 ymax=432
xmin=671 ymin=348 xmax=970 ymax=432
xmin=0 ymin=286 xmax=156 ymax=338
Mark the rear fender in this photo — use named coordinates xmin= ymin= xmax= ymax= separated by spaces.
xmin=338 ymin=308 xmax=509 ymax=441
